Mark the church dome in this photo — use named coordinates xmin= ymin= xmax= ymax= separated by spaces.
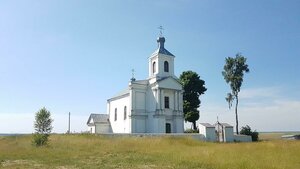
xmin=154 ymin=36 xmax=174 ymax=56
xmin=157 ymin=37 xmax=165 ymax=44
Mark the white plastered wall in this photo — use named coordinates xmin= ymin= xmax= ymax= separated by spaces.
xmin=108 ymin=95 xmax=130 ymax=133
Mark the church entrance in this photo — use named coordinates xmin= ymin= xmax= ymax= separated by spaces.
xmin=166 ymin=123 xmax=171 ymax=133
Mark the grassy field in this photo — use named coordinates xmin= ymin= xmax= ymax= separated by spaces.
xmin=259 ymin=132 xmax=300 ymax=141
xmin=0 ymin=134 xmax=300 ymax=169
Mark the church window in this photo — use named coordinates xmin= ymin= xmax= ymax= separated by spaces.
xmin=153 ymin=62 xmax=156 ymax=74
xmin=164 ymin=96 xmax=169 ymax=109
xmin=124 ymin=106 xmax=127 ymax=120
xmin=164 ymin=61 xmax=169 ymax=72
xmin=114 ymin=108 xmax=117 ymax=121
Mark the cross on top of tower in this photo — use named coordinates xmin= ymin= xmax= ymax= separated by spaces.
xmin=131 ymin=69 xmax=136 ymax=82
xmin=158 ymin=25 xmax=164 ymax=37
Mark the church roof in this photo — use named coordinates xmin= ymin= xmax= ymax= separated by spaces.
xmin=108 ymin=88 xmax=130 ymax=101
xmin=156 ymin=76 xmax=181 ymax=84
xmin=151 ymin=37 xmax=174 ymax=57
xmin=108 ymin=80 xmax=149 ymax=101
xmin=87 ymin=114 xmax=109 ymax=124
xmin=131 ymin=79 xmax=148 ymax=85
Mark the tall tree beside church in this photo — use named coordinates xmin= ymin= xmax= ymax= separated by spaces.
xmin=180 ymin=71 xmax=207 ymax=130
xmin=222 ymin=53 xmax=249 ymax=134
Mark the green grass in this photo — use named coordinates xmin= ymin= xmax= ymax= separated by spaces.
xmin=1 ymin=134 xmax=300 ymax=169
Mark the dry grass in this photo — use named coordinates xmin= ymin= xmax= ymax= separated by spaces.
xmin=259 ymin=132 xmax=300 ymax=141
xmin=0 ymin=134 xmax=300 ymax=169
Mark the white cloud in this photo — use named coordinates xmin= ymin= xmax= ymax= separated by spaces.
xmin=239 ymin=99 xmax=300 ymax=131
xmin=239 ymin=86 xmax=281 ymax=99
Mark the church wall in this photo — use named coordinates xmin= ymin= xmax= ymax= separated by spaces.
xmin=174 ymin=117 xmax=184 ymax=133
xmin=146 ymin=87 xmax=156 ymax=112
xmin=164 ymin=88 xmax=184 ymax=133
xmin=108 ymin=95 xmax=130 ymax=133
xmin=130 ymin=86 xmax=148 ymax=133
xmin=132 ymin=117 xmax=146 ymax=133
xmin=145 ymin=85 xmax=184 ymax=133
xmin=152 ymin=117 xmax=166 ymax=133
xmin=163 ymin=89 xmax=174 ymax=111
xmin=145 ymin=87 xmax=157 ymax=133
xmin=135 ymin=91 xmax=146 ymax=110
xmin=157 ymin=78 xmax=182 ymax=90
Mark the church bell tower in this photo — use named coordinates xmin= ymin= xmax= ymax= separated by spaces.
xmin=148 ymin=36 xmax=175 ymax=80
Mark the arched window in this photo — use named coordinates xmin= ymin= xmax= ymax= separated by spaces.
xmin=164 ymin=61 xmax=169 ymax=72
xmin=124 ymin=106 xmax=127 ymax=120
xmin=153 ymin=62 xmax=156 ymax=74
xmin=114 ymin=108 xmax=117 ymax=121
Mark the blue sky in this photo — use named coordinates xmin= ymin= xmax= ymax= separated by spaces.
xmin=0 ymin=0 xmax=299 ymax=133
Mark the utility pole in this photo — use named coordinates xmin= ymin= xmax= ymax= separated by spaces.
xmin=68 ymin=112 xmax=71 ymax=134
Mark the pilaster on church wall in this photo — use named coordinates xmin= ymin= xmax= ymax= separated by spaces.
xmin=179 ymin=91 xmax=184 ymax=112
xmin=154 ymin=88 xmax=158 ymax=110
xmin=161 ymin=89 xmax=164 ymax=110
xmin=129 ymin=88 xmax=135 ymax=133
xmin=174 ymin=90 xmax=177 ymax=110
xmin=170 ymin=57 xmax=175 ymax=75
xmin=148 ymin=57 xmax=153 ymax=77
xmin=130 ymin=88 xmax=135 ymax=113
xmin=129 ymin=89 xmax=132 ymax=113
xmin=157 ymin=88 xmax=161 ymax=111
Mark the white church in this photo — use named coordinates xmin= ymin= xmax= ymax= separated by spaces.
xmin=87 ymin=35 xmax=184 ymax=133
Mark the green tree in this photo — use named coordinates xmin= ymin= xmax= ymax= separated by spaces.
xmin=240 ymin=125 xmax=259 ymax=141
xmin=225 ymin=93 xmax=234 ymax=109
xmin=33 ymin=107 xmax=53 ymax=146
xmin=222 ymin=53 xmax=249 ymax=134
xmin=180 ymin=71 xmax=207 ymax=130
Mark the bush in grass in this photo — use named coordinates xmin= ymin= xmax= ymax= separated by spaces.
xmin=33 ymin=133 xmax=49 ymax=146
xmin=184 ymin=129 xmax=199 ymax=133
xmin=33 ymin=107 xmax=53 ymax=146
xmin=240 ymin=125 xmax=259 ymax=141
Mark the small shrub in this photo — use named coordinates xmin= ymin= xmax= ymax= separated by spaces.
xmin=184 ymin=129 xmax=199 ymax=133
xmin=251 ymin=131 xmax=259 ymax=141
xmin=240 ymin=125 xmax=259 ymax=141
xmin=32 ymin=134 xmax=49 ymax=146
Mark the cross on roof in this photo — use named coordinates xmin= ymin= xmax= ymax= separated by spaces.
xmin=131 ymin=69 xmax=136 ymax=81
xmin=158 ymin=25 xmax=164 ymax=37
xmin=132 ymin=69 xmax=135 ymax=78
